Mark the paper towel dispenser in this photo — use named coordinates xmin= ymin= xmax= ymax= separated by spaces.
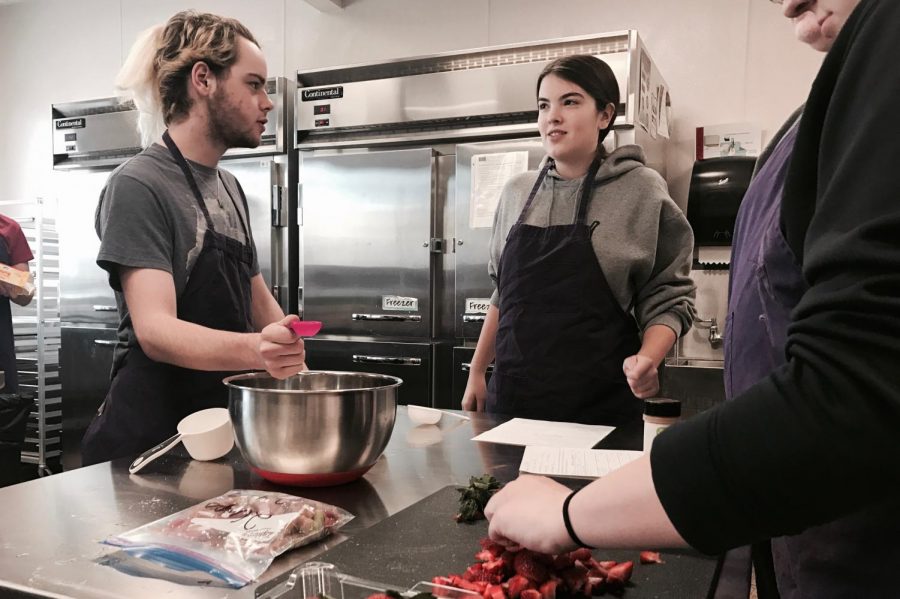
xmin=686 ymin=156 xmax=756 ymax=246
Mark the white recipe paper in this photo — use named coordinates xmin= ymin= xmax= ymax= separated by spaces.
xmin=471 ymin=418 xmax=614 ymax=448
xmin=469 ymin=152 xmax=529 ymax=229
xmin=519 ymin=446 xmax=642 ymax=479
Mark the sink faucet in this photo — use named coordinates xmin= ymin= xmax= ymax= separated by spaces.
xmin=695 ymin=316 xmax=723 ymax=349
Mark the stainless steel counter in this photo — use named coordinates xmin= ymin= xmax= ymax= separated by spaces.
xmin=0 ymin=408 xmax=739 ymax=598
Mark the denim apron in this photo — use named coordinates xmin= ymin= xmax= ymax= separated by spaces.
xmin=726 ymin=121 xmax=900 ymax=598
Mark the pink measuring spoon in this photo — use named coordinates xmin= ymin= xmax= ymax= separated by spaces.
xmin=288 ymin=320 xmax=323 ymax=337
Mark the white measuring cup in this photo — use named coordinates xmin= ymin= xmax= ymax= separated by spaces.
xmin=129 ymin=407 xmax=234 ymax=474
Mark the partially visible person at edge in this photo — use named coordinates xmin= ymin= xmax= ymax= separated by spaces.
xmin=461 ymin=54 xmax=695 ymax=427
xmin=728 ymin=1 xmax=876 ymax=597
xmin=0 ymin=213 xmax=35 ymax=394
xmin=81 ymin=11 xmax=305 ymax=466
xmin=485 ymin=1 xmax=900 ymax=598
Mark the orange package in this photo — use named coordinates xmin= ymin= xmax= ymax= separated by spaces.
xmin=0 ymin=264 xmax=34 ymax=297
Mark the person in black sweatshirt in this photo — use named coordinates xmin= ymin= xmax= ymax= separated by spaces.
xmin=485 ymin=1 xmax=900 ymax=596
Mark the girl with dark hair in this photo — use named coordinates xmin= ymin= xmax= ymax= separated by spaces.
xmin=462 ymin=54 xmax=695 ymax=426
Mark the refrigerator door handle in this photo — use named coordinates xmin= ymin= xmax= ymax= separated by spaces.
xmin=353 ymin=354 xmax=422 ymax=366
xmin=297 ymin=182 xmax=303 ymax=226
xmin=461 ymin=362 xmax=494 ymax=373
xmin=462 ymin=315 xmax=486 ymax=323
xmin=351 ymin=313 xmax=423 ymax=322
xmin=93 ymin=339 xmax=119 ymax=347
xmin=92 ymin=305 xmax=117 ymax=312
xmin=271 ymin=184 xmax=286 ymax=227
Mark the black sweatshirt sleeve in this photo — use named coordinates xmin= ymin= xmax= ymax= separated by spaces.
xmin=651 ymin=0 xmax=900 ymax=554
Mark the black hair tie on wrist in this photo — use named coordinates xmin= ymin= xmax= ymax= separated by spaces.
xmin=562 ymin=489 xmax=595 ymax=549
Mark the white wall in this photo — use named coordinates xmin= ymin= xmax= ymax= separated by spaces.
xmin=0 ymin=0 xmax=823 ymax=210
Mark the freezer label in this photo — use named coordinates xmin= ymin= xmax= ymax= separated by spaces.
xmin=465 ymin=298 xmax=491 ymax=314
xmin=382 ymin=295 xmax=418 ymax=312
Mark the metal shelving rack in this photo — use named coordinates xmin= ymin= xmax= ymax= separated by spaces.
xmin=5 ymin=199 xmax=61 ymax=476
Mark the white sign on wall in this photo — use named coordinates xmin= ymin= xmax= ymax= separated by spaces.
xmin=469 ymin=151 xmax=529 ymax=229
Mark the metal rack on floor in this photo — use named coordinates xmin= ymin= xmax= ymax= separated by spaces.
xmin=7 ymin=199 xmax=61 ymax=476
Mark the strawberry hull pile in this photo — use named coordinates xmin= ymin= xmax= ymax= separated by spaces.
xmin=430 ymin=538 xmax=648 ymax=598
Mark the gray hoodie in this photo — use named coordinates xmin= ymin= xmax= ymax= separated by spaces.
xmin=488 ymin=144 xmax=696 ymax=337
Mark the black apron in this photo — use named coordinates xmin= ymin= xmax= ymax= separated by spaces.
xmin=486 ymin=159 xmax=642 ymax=426
xmin=0 ymin=237 xmax=18 ymax=394
xmin=81 ymin=131 xmax=254 ymax=466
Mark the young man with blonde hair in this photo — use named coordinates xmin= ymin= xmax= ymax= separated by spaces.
xmin=82 ymin=11 xmax=305 ymax=465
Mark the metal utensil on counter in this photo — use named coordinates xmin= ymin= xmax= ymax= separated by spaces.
xmin=288 ymin=320 xmax=322 ymax=337
xmin=128 ymin=407 xmax=234 ymax=475
xmin=224 ymin=371 xmax=401 ymax=486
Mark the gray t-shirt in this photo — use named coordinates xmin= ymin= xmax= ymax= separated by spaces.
xmin=95 ymin=143 xmax=260 ymax=360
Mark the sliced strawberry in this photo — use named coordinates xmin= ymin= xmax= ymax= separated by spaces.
xmin=483 ymin=558 xmax=506 ymax=572
xmin=432 ymin=576 xmax=454 ymax=586
xmin=520 ymin=590 xmax=542 ymax=599
xmin=606 ymin=561 xmax=634 ymax=586
xmin=451 ymin=575 xmax=486 ymax=592
xmin=640 ymin=550 xmax=664 ymax=564
xmin=465 ymin=563 xmax=493 ymax=583
xmin=506 ymin=575 xmax=532 ymax=599
xmin=481 ymin=584 xmax=507 ymax=599
xmin=569 ymin=548 xmax=593 ymax=563
xmin=538 ymin=579 xmax=558 ymax=599
xmin=475 ymin=549 xmax=496 ymax=562
xmin=479 ymin=538 xmax=507 ymax=558
xmin=514 ymin=551 xmax=551 ymax=583
xmin=584 ymin=558 xmax=608 ymax=579
xmin=598 ymin=561 xmax=617 ymax=569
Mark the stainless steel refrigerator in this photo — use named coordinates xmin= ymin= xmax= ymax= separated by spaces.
xmin=295 ymin=31 xmax=671 ymax=409
xmin=53 ymin=77 xmax=297 ymax=469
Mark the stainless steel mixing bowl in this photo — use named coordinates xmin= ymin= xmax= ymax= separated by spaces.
xmin=223 ymin=371 xmax=401 ymax=486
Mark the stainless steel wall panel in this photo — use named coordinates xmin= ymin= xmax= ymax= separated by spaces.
xmin=301 ymin=148 xmax=435 ymax=338
xmin=453 ymin=138 xmax=545 ymax=340
xmin=56 ymin=170 xmax=119 ymax=326
xmin=297 ymin=52 xmax=630 ymax=134
xmin=52 ymin=110 xmax=140 ymax=159
xmin=432 ymin=152 xmax=455 ymax=340
xmin=304 ymin=339 xmax=432 ymax=406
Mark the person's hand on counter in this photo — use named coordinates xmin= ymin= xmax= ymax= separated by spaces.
xmin=462 ymin=375 xmax=488 ymax=412
xmin=484 ymin=474 xmax=574 ymax=554
xmin=486 ymin=456 xmax=688 ymax=555
xmin=259 ymin=315 xmax=307 ymax=379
